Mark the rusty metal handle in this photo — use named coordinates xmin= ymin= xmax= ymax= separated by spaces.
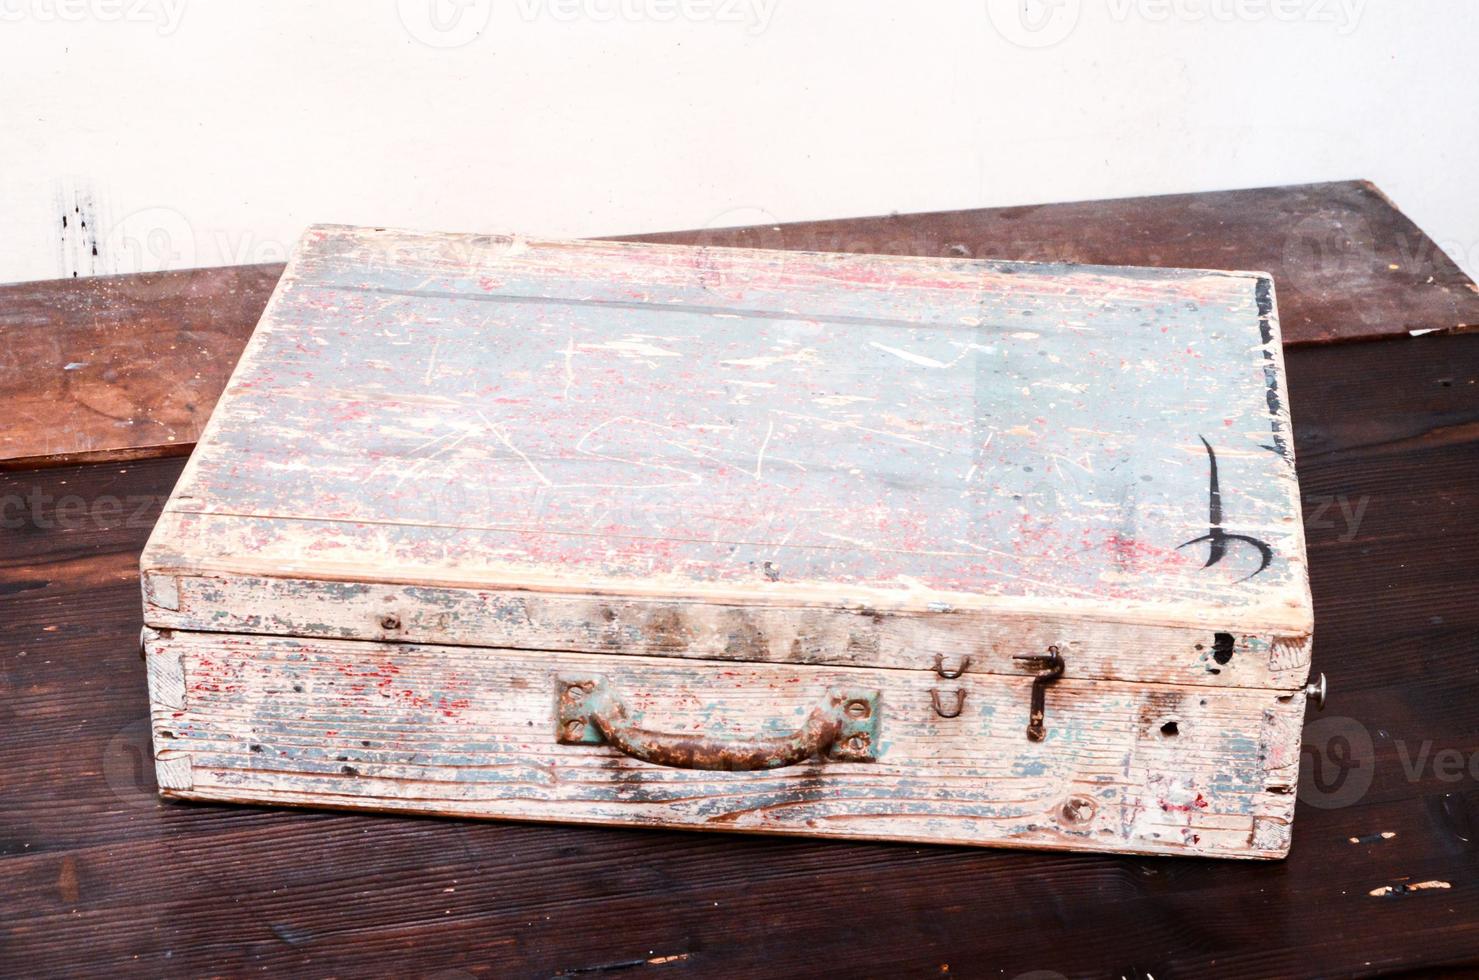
xmin=555 ymin=676 xmax=881 ymax=771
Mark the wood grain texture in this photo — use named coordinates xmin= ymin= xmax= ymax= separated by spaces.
xmin=141 ymin=628 xmax=1301 ymax=859
xmin=0 ymin=263 xmax=283 ymax=468
xmin=143 ymin=227 xmax=1311 ymax=639
xmin=7 ymin=181 xmax=1476 ymax=469
xmin=133 ymin=226 xmax=1312 ymax=856
xmin=627 ymin=180 xmax=1479 ymax=346
xmin=3 ymin=330 xmax=1479 ymax=975
xmin=142 ymin=570 xmax=1311 ymax=689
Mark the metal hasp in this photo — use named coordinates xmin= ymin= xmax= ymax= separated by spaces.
xmin=555 ymin=676 xmax=882 ymax=771
xmin=1012 ymin=646 xmax=1066 ymax=741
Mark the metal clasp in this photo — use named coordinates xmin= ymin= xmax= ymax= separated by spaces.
xmin=1012 ymin=646 xmax=1065 ymax=741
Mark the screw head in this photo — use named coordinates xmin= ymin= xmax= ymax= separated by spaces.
xmin=563 ymin=720 xmax=586 ymax=741
xmin=845 ymin=699 xmax=871 ymax=719
xmin=380 ymin=614 xmax=401 ymax=631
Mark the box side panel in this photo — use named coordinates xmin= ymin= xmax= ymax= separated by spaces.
xmin=142 ymin=571 xmax=1311 ymax=690
xmin=142 ymin=629 xmax=1303 ymax=859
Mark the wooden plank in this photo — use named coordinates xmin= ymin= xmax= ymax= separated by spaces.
xmin=142 ymin=570 xmax=1311 ymax=689
xmin=628 ymin=180 xmax=1479 ymax=346
xmin=5 ymin=181 xmax=1475 ymax=469
xmin=142 ymin=628 xmax=1301 ymax=859
xmin=143 ymin=228 xmax=1311 ymax=645
xmin=3 ymin=328 xmax=1479 ymax=975
xmin=0 ymin=263 xmax=283 ymax=469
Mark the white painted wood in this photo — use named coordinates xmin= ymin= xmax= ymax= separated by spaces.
xmin=143 ymin=628 xmax=1302 ymax=859
xmin=142 ymin=571 xmax=1310 ymax=689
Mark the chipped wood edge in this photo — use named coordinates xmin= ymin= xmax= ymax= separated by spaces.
xmin=141 ymin=546 xmax=1314 ymax=638
xmin=140 ymin=570 xmax=1312 ymax=691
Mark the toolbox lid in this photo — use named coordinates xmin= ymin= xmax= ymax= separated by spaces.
xmin=143 ymin=226 xmax=1311 ymax=636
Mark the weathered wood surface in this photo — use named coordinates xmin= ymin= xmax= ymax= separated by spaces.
xmin=137 ymin=226 xmax=1311 ymax=855
xmin=7 ymin=180 xmax=1476 ymax=469
xmin=630 ymin=180 xmax=1479 ymax=345
xmin=0 ymin=263 xmax=283 ymax=468
xmin=4 ymin=331 xmax=1478 ymax=975
xmin=142 ymin=628 xmax=1301 ymax=859
xmin=144 ymin=228 xmax=1311 ymax=642
xmin=142 ymin=571 xmax=1310 ymax=689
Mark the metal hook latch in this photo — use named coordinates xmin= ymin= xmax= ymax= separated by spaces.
xmin=930 ymin=688 xmax=966 ymax=718
xmin=932 ymin=654 xmax=971 ymax=680
xmin=929 ymin=655 xmax=971 ymax=718
xmin=1012 ymin=646 xmax=1065 ymax=741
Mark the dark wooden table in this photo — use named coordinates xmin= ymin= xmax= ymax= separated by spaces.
xmin=4 ymin=181 xmax=1479 ymax=978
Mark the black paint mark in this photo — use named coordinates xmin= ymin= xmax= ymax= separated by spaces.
xmin=1179 ymin=436 xmax=1274 ymax=582
xmin=57 ymin=186 xmax=101 ymax=279
xmin=1255 ymin=278 xmax=1294 ymax=467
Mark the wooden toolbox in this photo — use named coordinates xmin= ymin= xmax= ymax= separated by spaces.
xmin=140 ymin=226 xmax=1315 ymax=858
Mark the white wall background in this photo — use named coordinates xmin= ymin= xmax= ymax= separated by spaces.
xmin=3 ymin=0 xmax=1477 ymax=285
